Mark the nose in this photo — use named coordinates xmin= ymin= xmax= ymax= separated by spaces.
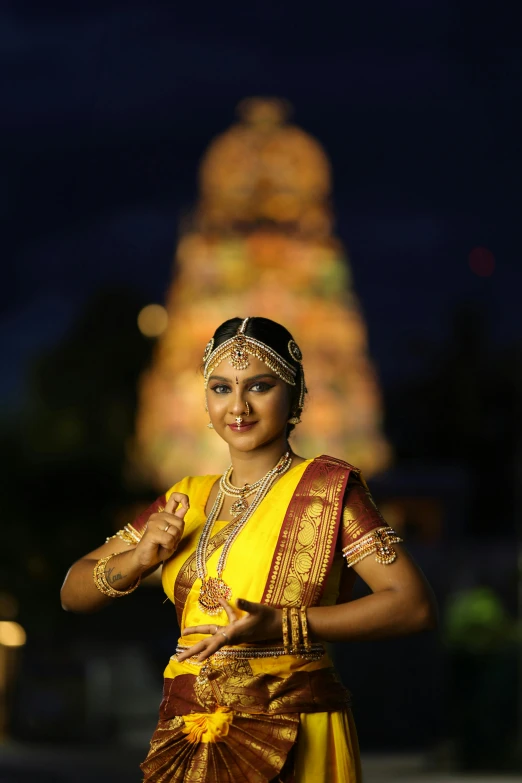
xmin=229 ymin=389 xmax=246 ymax=415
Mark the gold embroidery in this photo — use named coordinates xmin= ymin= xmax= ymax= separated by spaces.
xmin=342 ymin=474 xmax=387 ymax=543
xmin=141 ymin=710 xmax=299 ymax=782
xmin=262 ymin=456 xmax=351 ymax=608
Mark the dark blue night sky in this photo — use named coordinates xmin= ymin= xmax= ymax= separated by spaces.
xmin=3 ymin=1 xmax=521 ymax=405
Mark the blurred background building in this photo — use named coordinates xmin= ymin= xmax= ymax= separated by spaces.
xmin=131 ymin=97 xmax=391 ymax=487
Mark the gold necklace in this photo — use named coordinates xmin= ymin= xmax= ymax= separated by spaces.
xmin=196 ymin=451 xmax=292 ymax=615
xmin=220 ymin=467 xmax=266 ymax=518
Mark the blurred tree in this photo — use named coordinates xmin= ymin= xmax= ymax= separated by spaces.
xmin=1 ymin=286 xmax=155 ymax=633
xmin=385 ymin=302 xmax=519 ymax=534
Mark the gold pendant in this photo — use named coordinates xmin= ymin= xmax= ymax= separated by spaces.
xmin=230 ymin=497 xmax=249 ymax=517
xmin=198 ymin=576 xmax=232 ymax=615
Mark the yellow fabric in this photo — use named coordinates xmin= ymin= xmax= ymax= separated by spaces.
xmin=162 ymin=460 xmax=314 ymax=636
xmin=159 ymin=459 xmax=361 ymax=782
xmin=295 ymin=710 xmax=361 ymax=783
xmin=181 ymin=706 xmax=233 ymax=744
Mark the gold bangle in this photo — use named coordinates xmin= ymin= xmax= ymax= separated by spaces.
xmin=282 ymin=607 xmax=290 ymax=654
xmin=289 ymin=607 xmax=301 ymax=653
xmin=105 ymin=523 xmax=143 ymax=546
xmin=93 ymin=554 xmax=141 ymax=599
xmin=299 ymin=606 xmax=311 ymax=651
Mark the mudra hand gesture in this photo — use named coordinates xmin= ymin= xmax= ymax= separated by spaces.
xmin=131 ymin=493 xmax=190 ymax=572
xmin=177 ymin=597 xmax=282 ymax=663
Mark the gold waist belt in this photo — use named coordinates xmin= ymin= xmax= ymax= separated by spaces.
xmin=173 ymin=642 xmax=326 ymax=664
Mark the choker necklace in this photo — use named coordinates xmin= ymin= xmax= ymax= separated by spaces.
xmin=220 ymin=466 xmax=267 ymax=518
xmin=196 ymin=451 xmax=292 ymax=615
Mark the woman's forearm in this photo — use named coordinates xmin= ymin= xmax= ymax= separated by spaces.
xmin=60 ymin=549 xmax=145 ymax=613
xmin=307 ymin=588 xmax=437 ymax=644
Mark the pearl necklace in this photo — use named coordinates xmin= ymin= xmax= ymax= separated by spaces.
xmin=196 ymin=451 xmax=292 ymax=615
xmin=220 ymin=466 xmax=266 ymax=518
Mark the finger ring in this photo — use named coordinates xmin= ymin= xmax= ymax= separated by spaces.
xmin=164 ymin=523 xmax=171 ymax=532
xmin=219 ymin=631 xmax=229 ymax=643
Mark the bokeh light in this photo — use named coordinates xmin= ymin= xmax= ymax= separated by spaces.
xmin=0 ymin=621 xmax=26 ymax=648
xmin=137 ymin=304 xmax=169 ymax=337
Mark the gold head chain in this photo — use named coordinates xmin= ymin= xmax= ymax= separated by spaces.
xmin=202 ymin=317 xmax=306 ymax=412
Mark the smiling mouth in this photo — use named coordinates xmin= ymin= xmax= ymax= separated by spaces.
xmin=228 ymin=422 xmax=257 ymax=432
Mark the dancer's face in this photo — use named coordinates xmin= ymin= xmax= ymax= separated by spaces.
xmin=206 ymin=356 xmax=292 ymax=452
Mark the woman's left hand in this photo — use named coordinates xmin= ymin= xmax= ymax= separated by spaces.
xmin=177 ymin=597 xmax=282 ymax=663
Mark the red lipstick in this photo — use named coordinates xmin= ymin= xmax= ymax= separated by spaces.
xmin=228 ymin=422 xmax=256 ymax=433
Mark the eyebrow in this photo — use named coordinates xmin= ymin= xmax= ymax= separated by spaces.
xmin=208 ymin=373 xmax=279 ymax=383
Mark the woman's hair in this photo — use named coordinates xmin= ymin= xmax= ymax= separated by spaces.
xmin=211 ymin=316 xmax=306 ymax=435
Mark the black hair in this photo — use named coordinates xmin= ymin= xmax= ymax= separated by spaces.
xmin=212 ymin=316 xmax=306 ymax=435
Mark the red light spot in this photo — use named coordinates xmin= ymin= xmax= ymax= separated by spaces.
xmin=468 ymin=247 xmax=495 ymax=277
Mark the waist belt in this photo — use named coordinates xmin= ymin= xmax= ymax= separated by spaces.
xmin=173 ymin=642 xmax=326 ymax=664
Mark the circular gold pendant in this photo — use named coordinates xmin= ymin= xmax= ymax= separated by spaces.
xmin=230 ymin=497 xmax=249 ymax=517
xmin=198 ymin=577 xmax=232 ymax=615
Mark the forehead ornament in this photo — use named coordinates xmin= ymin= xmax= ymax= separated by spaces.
xmin=203 ymin=318 xmax=304 ymax=405
xmin=288 ymin=340 xmax=302 ymax=363
xmin=202 ymin=338 xmax=214 ymax=363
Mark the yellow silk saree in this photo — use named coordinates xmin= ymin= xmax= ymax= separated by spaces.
xmin=128 ymin=455 xmax=389 ymax=782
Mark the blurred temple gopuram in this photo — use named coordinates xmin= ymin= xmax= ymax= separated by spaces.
xmin=130 ymin=97 xmax=392 ymax=488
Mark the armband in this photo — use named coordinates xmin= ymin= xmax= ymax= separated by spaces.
xmin=342 ymin=527 xmax=402 ymax=568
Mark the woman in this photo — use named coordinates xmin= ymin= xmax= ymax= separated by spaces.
xmin=61 ymin=316 xmax=437 ymax=783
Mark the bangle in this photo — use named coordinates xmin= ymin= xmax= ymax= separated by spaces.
xmin=299 ymin=607 xmax=311 ymax=651
xmin=289 ymin=607 xmax=301 ymax=653
xmin=282 ymin=607 xmax=290 ymax=654
xmin=105 ymin=523 xmax=143 ymax=546
xmin=93 ymin=554 xmax=141 ymax=599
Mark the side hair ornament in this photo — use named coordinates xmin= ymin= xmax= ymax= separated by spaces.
xmin=203 ymin=317 xmax=306 ymax=415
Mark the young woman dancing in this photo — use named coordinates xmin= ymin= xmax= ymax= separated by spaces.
xmin=61 ymin=316 xmax=437 ymax=783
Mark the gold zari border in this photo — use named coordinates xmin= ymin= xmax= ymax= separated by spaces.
xmin=261 ymin=456 xmax=352 ymax=607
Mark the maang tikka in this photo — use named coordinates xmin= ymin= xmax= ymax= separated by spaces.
xmin=202 ymin=318 xmax=306 ymax=416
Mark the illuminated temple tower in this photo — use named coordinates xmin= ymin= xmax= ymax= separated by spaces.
xmin=131 ymin=98 xmax=391 ymax=488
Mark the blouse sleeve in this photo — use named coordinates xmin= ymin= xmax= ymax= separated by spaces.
xmin=106 ymin=493 xmax=167 ymax=547
xmin=340 ymin=470 xmax=402 ymax=568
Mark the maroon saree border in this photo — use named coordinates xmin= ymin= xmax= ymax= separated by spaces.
xmin=261 ymin=455 xmax=354 ymax=607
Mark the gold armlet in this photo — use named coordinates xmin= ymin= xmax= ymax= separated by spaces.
xmin=282 ymin=607 xmax=290 ymax=654
xmin=105 ymin=523 xmax=143 ymax=546
xmin=342 ymin=527 xmax=403 ymax=568
xmin=93 ymin=554 xmax=141 ymax=599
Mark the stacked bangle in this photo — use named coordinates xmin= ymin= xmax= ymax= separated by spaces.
xmin=93 ymin=554 xmax=141 ymax=599
xmin=281 ymin=605 xmax=312 ymax=654
xmin=299 ymin=606 xmax=311 ymax=651
xmin=282 ymin=607 xmax=290 ymax=654
xmin=289 ymin=607 xmax=300 ymax=653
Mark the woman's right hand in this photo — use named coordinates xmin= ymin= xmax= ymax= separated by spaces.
xmin=130 ymin=492 xmax=189 ymax=573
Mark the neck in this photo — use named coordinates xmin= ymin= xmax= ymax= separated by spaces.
xmin=228 ymin=438 xmax=291 ymax=487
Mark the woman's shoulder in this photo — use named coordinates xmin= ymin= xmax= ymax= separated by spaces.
xmin=312 ymin=454 xmax=362 ymax=473
xmin=165 ymin=473 xmax=220 ymax=499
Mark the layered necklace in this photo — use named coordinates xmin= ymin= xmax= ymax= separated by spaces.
xmin=196 ymin=451 xmax=293 ymax=615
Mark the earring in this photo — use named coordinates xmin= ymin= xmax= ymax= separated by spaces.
xmin=207 ymin=421 xmax=214 ymax=429
xmin=288 ymin=414 xmax=301 ymax=425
